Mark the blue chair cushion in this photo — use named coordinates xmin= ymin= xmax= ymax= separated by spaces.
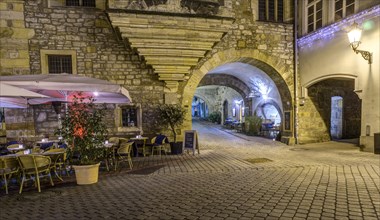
xmin=40 ymin=142 xmax=54 ymax=150
xmin=7 ymin=141 xmax=19 ymax=146
xmin=155 ymin=135 xmax=168 ymax=145
xmin=58 ymin=143 xmax=67 ymax=149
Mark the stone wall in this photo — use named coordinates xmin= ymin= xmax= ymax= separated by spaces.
xmin=0 ymin=0 xmax=34 ymax=75
xmin=195 ymin=86 xmax=242 ymax=123
xmin=4 ymin=108 xmax=35 ymax=142
xmin=2 ymin=0 xmax=296 ymax=143
xmin=9 ymin=1 xmax=166 ymax=139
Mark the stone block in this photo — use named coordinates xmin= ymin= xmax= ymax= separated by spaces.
xmin=10 ymin=20 xmax=24 ymax=28
xmin=0 ymin=3 xmax=7 ymax=11
xmin=95 ymin=19 xmax=109 ymax=28
xmin=13 ymin=3 xmax=24 ymax=12
xmin=258 ymin=44 xmax=267 ymax=50
xmin=0 ymin=58 xmax=29 ymax=67
xmin=0 ymin=11 xmax=24 ymax=20
xmin=9 ymin=27 xmax=34 ymax=39
xmin=237 ymin=40 xmax=246 ymax=48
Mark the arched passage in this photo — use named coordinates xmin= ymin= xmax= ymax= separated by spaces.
xmin=181 ymin=48 xmax=294 ymax=140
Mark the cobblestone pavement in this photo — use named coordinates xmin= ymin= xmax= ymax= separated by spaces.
xmin=1 ymin=121 xmax=379 ymax=219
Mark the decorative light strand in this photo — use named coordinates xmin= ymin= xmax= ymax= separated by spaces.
xmin=298 ymin=5 xmax=380 ymax=49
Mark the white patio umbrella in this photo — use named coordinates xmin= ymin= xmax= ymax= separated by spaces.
xmin=0 ymin=74 xmax=132 ymax=105
xmin=0 ymin=82 xmax=50 ymax=108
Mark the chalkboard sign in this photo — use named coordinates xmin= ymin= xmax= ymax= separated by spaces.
xmin=183 ymin=130 xmax=199 ymax=155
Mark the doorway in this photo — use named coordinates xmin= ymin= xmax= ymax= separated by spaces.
xmin=330 ymin=96 xmax=343 ymax=139
xmin=223 ymin=100 xmax=228 ymax=124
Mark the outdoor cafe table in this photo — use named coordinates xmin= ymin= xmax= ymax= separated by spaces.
xmin=35 ymin=140 xmax=60 ymax=149
xmin=7 ymin=145 xmax=25 ymax=153
xmin=0 ymin=151 xmax=64 ymax=158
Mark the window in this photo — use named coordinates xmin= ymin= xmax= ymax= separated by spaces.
xmin=121 ymin=107 xmax=137 ymax=127
xmin=335 ymin=0 xmax=355 ymax=21
xmin=40 ymin=50 xmax=77 ymax=74
xmin=48 ymin=55 xmax=73 ymax=74
xmin=307 ymin=0 xmax=322 ymax=33
xmin=116 ymin=104 xmax=142 ymax=133
xmin=258 ymin=0 xmax=283 ymax=22
xmin=66 ymin=0 xmax=95 ymax=7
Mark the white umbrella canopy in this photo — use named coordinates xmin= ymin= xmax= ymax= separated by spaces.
xmin=0 ymin=82 xmax=50 ymax=108
xmin=0 ymin=97 xmax=28 ymax=108
xmin=0 ymin=74 xmax=132 ymax=104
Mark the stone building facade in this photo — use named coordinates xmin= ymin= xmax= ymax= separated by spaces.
xmin=1 ymin=0 xmax=298 ymax=144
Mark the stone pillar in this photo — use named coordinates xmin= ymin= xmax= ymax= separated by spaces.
xmin=0 ymin=0 xmax=34 ymax=75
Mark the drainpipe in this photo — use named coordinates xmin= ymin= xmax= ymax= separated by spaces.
xmin=293 ymin=0 xmax=299 ymax=144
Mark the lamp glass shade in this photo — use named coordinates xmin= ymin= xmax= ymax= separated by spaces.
xmin=348 ymin=27 xmax=362 ymax=44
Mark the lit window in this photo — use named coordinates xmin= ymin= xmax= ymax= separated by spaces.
xmin=66 ymin=0 xmax=96 ymax=7
xmin=121 ymin=107 xmax=137 ymax=127
xmin=306 ymin=0 xmax=322 ymax=33
xmin=258 ymin=0 xmax=283 ymax=22
xmin=48 ymin=55 xmax=73 ymax=74
xmin=335 ymin=0 xmax=355 ymax=21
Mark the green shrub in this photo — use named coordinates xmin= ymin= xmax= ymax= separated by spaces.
xmin=244 ymin=115 xmax=262 ymax=136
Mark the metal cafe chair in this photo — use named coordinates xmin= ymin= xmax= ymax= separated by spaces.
xmin=0 ymin=156 xmax=20 ymax=194
xmin=18 ymin=155 xmax=54 ymax=193
xmin=45 ymin=148 xmax=67 ymax=180
xmin=150 ymin=135 xmax=170 ymax=156
xmin=115 ymin=142 xmax=134 ymax=171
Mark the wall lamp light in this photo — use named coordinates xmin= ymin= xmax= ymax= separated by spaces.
xmin=347 ymin=22 xmax=372 ymax=64
xmin=299 ymin=97 xmax=305 ymax=106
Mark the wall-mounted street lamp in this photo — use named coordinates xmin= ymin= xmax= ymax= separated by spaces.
xmin=347 ymin=22 xmax=372 ymax=64
xmin=299 ymin=97 xmax=305 ymax=106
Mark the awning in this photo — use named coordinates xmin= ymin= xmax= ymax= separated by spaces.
xmin=0 ymin=82 xmax=50 ymax=108
xmin=0 ymin=74 xmax=132 ymax=105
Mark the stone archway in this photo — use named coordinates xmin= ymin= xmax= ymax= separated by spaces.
xmin=181 ymin=48 xmax=294 ymax=139
xmin=198 ymin=74 xmax=250 ymax=99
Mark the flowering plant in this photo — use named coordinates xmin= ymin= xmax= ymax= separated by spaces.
xmin=58 ymin=95 xmax=108 ymax=165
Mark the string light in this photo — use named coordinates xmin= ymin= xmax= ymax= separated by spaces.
xmin=298 ymin=5 xmax=380 ymax=49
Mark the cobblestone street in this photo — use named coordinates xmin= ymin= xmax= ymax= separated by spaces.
xmin=1 ymin=121 xmax=379 ymax=220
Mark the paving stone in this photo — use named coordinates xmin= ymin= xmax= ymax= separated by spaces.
xmin=0 ymin=122 xmax=379 ymax=219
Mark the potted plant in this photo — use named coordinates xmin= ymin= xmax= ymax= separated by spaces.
xmin=244 ymin=115 xmax=262 ymax=136
xmin=156 ymin=104 xmax=186 ymax=154
xmin=58 ymin=95 xmax=108 ymax=185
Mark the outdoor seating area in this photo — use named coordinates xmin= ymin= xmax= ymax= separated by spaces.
xmin=0 ymin=74 xmax=188 ymax=195
xmin=0 ymin=134 xmax=180 ymax=195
